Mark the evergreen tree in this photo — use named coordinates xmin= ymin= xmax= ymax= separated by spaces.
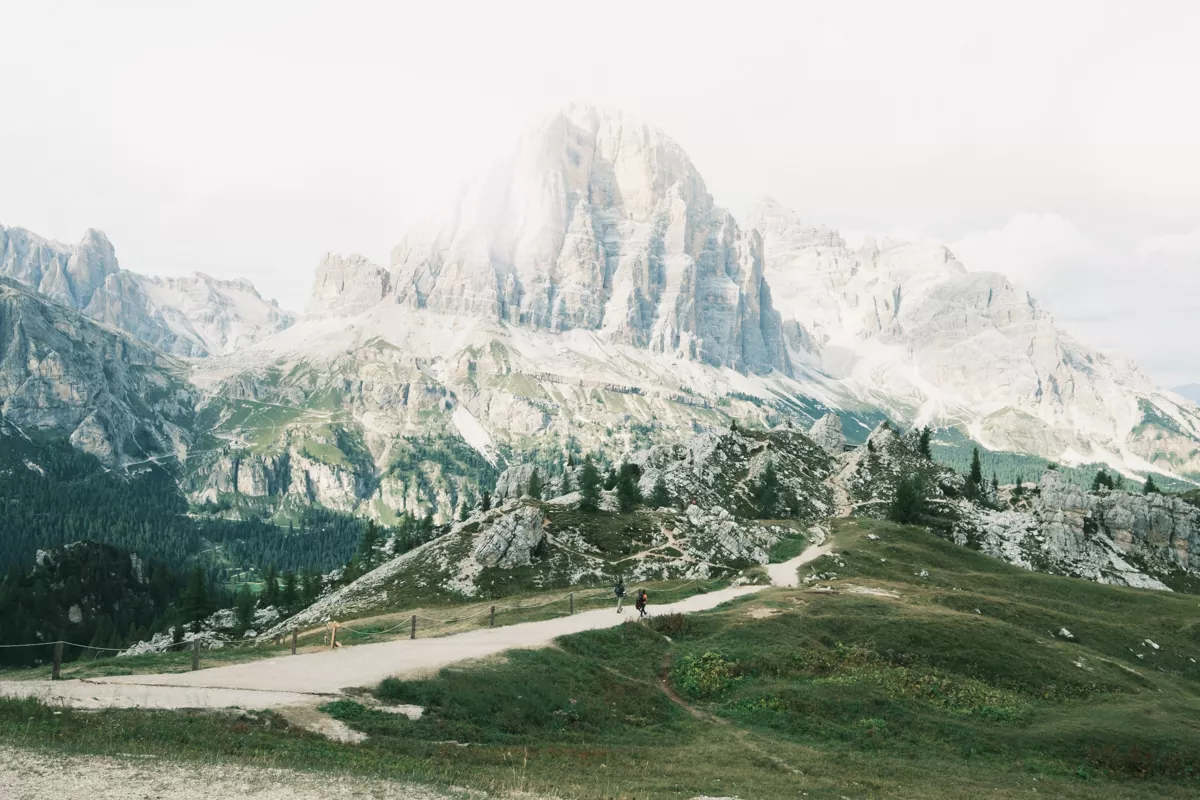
xmin=281 ymin=571 xmax=299 ymax=615
xmin=991 ymin=474 xmax=1000 ymax=496
xmin=458 ymin=502 xmax=469 ymax=522
xmin=234 ymin=584 xmax=255 ymax=633
xmin=965 ymin=447 xmax=984 ymax=502
xmin=969 ymin=447 xmax=984 ymax=486
xmin=889 ymin=475 xmax=927 ymax=525
xmin=578 ymin=458 xmax=602 ymax=513
xmin=527 ymin=468 xmax=543 ymax=500
xmin=262 ymin=563 xmax=279 ymax=607
xmin=1092 ymin=469 xmax=1116 ymax=492
xmin=918 ymin=426 xmax=933 ymax=459
xmin=615 ymin=463 xmax=642 ymax=513
xmin=1144 ymin=474 xmax=1161 ymax=495
xmin=181 ymin=566 xmax=208 ymax=633
xmin=603 ymin=468 xmax=619 ymax=491
xmin=649 ymin=475 xmax=670 ymax=508
xmin=752 ymin=462 xmax=781 ymax=519
xmin=559 ymin=467 xmax=572 ymax=495
xmin=480 ymin=491 xmax=491 ymax=512
xmin=356 ymin=522 xmax=381 ymax=572
xmin=1013 ymin=475 xmax=1025 ymax=503
xmin=302 ymin=567 xmax=322 ymax=605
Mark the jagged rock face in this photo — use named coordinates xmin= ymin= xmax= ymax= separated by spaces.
xmin=749 ymin=198 xmax=1200 ymax=474
xmin=952 ymin=473 xmax=1200 ymax=591
xmin=808 ymin=413 xmax=845 ymax=455
xmin=473 ymin=504 xmax=547 ymax=568
xmin=305 ymin=253 xmax=390 ymax=319
xmin=0 ymin=279 xmax=193 ymax=466
xmin=0 ymin=225 xmax=294 ymax=357
xmin=389 ymin=106 xmax=790 ymax=376
xmin=0 ymin=226 xmax=118 ymax=310
xmin=631 ymin=426 xmax=834 ymax=520
xmin=493 ymin=463 xmax=540 ymax=502
xmin=1037 ymin=473 xmax=1200 ymax=576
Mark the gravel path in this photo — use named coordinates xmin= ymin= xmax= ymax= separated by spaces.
xmin=0 ymin=545 xmax=831 ymax=713
xmin=0 ymin=745 xmax=472 ymax=799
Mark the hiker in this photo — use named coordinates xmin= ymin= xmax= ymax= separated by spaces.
xmin=614 ymin=578 xmax=626 ymax=614
xmin=635 ymin=589 xmax=648 ymax=618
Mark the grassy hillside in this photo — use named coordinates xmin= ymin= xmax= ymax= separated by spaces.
xmin=4 ymin=518 xmax=1199 ymax=798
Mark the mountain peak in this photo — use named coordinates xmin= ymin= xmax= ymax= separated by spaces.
xmin=386 ymin=107 xmax=788 ymax=375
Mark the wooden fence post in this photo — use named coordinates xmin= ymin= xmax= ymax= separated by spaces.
xmin=291 ymin=629 xmax=297 ymax=655
xmin=570 ymin=592 xmax=574 ymax=615
xmin=489 ymin=605 xmax=496 ymax=628
xmin=329 ymin=622 xmax=338 ymax=650
xmin=410 ymin=614 xmax=417 ymax=640
xmin=51 ymin=642 xmax=63 ymax=680
xmin=191 ymin=639 xmax=200 ymax=671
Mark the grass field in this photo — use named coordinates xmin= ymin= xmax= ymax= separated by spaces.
xmin=3 ymin=518 xmax=1199 ymax=798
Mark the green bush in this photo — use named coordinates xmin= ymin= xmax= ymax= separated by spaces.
xmin=674 ymin=651 xmax=741 ymax=699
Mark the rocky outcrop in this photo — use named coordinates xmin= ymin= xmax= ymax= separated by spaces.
xmin=953 ymin=472 xmax=1200 ymax=590
xmin=305 ymin=253 xmax=390 ymax=319
xmin=0 ymin=278 xmax=193 ymax=466
xmin=389 ymin=105 xmax=791 ymax=376
xmin=473 ymin=505 xmax=547 ymax=568
xmin=631 ymin=425 xmax=834 ymax=520
xmin=808 ymin=413 xmax=845 ymax=455
xmin=0 ymin=225 xmax=294 ymax=356
xmin=493 ymin=463 xmax=541 ymax=502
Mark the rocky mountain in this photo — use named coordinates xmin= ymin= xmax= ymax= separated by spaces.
xmin=0 ymin=277 xmax=194 ymax=466
xmin=389 ymin=105 xmax=790 ymax=376
xmin=748 ymin=198 xmax=1200 ymax=480
xmin=0 ymin=225 xmax=295 ymax=357
xmin=3 ymin=107 xmax=1198 ymax=532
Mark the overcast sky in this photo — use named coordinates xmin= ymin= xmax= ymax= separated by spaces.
xmin=2 ymin=1 xmax=1198 ymax=387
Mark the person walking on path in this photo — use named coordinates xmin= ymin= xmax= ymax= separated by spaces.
xmin=614 ymin=578 xmax=626 ymax=614
xmin=634 ymin=589 xmax=648 ymax=618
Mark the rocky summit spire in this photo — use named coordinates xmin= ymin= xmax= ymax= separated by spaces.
xmin=388 ymin=105 xmax=791 ymax=376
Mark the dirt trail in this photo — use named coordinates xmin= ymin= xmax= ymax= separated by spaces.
xmin=0 ymin=544 xmax=832 ymax=713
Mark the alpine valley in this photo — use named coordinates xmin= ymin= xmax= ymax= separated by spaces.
xmin=7 ymin=106 xmax=1200 ymax=800
xmin=5 ymin=106 xmax=1196 ymax=527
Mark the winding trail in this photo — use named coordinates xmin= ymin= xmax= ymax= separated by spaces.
xmin=0 ymin=542 xmax=832 ymax=713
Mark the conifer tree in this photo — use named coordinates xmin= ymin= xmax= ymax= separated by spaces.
xmin=182 ymin=566 xmax=208 ymax=633
xmin=603 ymin=467 xmax=619 ymax=491
xmin=1144 ymin=474 xmax=1161 ymax=495
xmin=752 ymin=462 xmax=781 ymax=519
xmin=649 ymin=475 xmax=670 ymax=508
xmin=262 ymin=563 xmax=279 ymax=607
xmin=918 ymin=426 xmax=933 ymax=459
xmin=527 ymin=468 xmax=543 ymax=500
xmin=578 ymin=457 xmax=602 ymax=513
xmin=560 ymin=466 xmax=572 ymax=495
xmin=616 ymin=463 xmax=642 ymax=513
xmin=281 ymin=571 xmax=299 ymax=615
xmin=889 ymin=475 xmax=927 ymax=525
xmin=234 ymin=584 xmax=255 ymax=633
xmin=480 ymin=491 xmax=491 ymax=512
xmin=356 ymin=521 xmax=380 ymax=572
xmin=458 ymin=502 xmax=469 ymax=522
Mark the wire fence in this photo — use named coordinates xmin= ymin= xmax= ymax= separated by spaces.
xmin=0 ymin=577 xmax=722 ymax=663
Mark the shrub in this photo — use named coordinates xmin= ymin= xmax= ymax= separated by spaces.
xmin=674 ymin=651 xmax=741 ymax=699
